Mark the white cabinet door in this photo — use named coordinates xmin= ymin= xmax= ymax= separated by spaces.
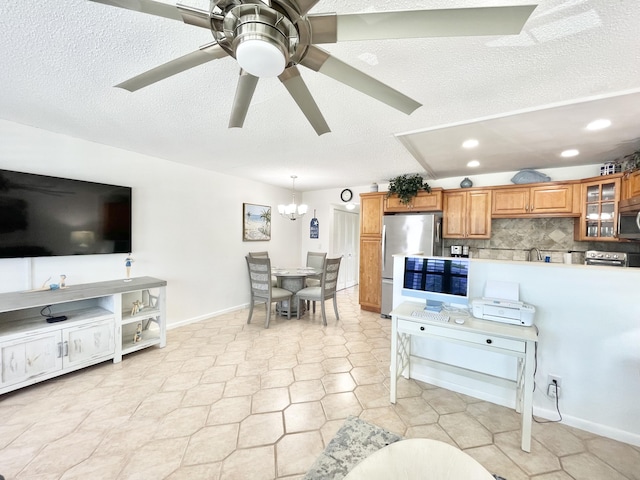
xmin=63 ymin=318 xmax=115 ymax=367
xmin=1 ymin=331 xmax=62 ymax=387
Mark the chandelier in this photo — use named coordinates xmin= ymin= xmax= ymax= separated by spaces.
xmin=278 ymin=175 xmax=308 ymax=221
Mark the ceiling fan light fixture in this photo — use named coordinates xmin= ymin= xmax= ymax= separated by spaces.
xmin=231 ymin=10 xmax=292 ymax=78
xmin=561 ymin=149 xmax=580 ymax=158
xmin=236 ymin=38 xmax=286 ymax=77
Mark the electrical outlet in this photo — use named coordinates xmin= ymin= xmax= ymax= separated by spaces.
xmin=547 ymin=374 xmax=562 ymax=398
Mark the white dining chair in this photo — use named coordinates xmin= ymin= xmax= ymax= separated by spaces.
xmin=248 ymin=251 xmax=277 ymax=286
xmin=305 ymin=251 xmax=327 ymax=310
xmin=305 ymin=251 xmax=327 ymax=287
xmin=245 ymin=255 xmax=293 ymax=328
xmin=296 ymin=256 xmax=342 ymax=325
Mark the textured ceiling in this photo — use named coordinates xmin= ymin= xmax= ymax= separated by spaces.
xmin=0 ymin=1 xmax=638 ymax=191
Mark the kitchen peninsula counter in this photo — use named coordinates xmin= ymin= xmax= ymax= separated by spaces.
xmin=391 ymin=255 xmax=640 ymax=448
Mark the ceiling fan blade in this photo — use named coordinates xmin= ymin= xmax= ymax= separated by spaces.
xmin=116 ymin=42 xmax=228 ymax=92
xmin=278 ymin=66 xmax=330 ymax=136
xmin=88 ymin=0 xmax=211 ymax=29
xmin=300 ymin=46 xmax=421 ymax=115
xmin=308 ymin=5 xmax=537 ymax=43
xmin=229 ymin=71 xmax=259 ymax=129
xmin=295 ymin=0 xmax=322 ymax=16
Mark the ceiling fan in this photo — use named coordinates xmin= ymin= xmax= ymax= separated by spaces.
xmin=89 ymin=0 xmax=537 ymax=135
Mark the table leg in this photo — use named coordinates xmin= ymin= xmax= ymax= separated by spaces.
xmin=276 ymin=276 xmax=305 ymax=317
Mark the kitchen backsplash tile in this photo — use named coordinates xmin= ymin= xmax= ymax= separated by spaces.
xmin=443 ymin=218 xmax=640 ymax=263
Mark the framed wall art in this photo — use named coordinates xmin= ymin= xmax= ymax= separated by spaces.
xmin=243 ymin=203 xmax=271 ymax=241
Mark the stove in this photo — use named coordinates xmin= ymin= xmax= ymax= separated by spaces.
xmin=584 ymin=250 xmax=627 ymax=267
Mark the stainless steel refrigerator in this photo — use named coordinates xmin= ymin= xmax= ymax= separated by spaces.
xmin=381 ymin=213 xmax=442 ymax=317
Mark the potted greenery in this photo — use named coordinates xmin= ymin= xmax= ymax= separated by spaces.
xmin=387 ymin=173 xmax=431 ymax=206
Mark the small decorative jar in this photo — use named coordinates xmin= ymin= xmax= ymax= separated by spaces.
xmin=460 ymin=177 xmax=473 ymax=188
xmin=370 ymin=182 xmax=379 ymax=192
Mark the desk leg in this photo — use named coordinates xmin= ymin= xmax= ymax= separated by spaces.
xmin=391 ymin=316 xmax=412 ymax=404
xmin=390 ymin=315 xmax=398 ymax=403
xmin=521 ymin=340 xmax=535 ymax=452
xmin=515 ymin=357 xmax=524 ymax=414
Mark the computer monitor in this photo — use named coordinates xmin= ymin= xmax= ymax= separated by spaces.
xmin=402 ymin=256 xmax=471 ymax=311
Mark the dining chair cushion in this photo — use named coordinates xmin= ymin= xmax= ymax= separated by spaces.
xmin=296 ymin=286 xmax=321 ymax=298
xmin=271 ymin=287 xmax=295 ymax=301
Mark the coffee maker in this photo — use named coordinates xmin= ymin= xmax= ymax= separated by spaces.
xmin=450 ymin=245 xmax=470 ymax=258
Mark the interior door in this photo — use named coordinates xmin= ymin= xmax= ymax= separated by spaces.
xmin=332 ymin=209 xmax=360 ymax=290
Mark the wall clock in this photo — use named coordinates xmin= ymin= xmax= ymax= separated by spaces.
xmin=340 ymin=188 xmax=353 ymax=202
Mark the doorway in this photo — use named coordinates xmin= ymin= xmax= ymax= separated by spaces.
xmin=332 ymin=208 xmax=359 ymax=291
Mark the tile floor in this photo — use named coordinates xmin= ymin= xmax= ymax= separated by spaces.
xmin=1 ymin=287 xmax=638 ymax=479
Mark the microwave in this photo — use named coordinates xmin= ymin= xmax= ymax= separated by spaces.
xmin=618 ymin=197 xmax=640 ymax=240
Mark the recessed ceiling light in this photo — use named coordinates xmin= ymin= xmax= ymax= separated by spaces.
xmin=462 ymin=139 xmax=479 ymax=149
xmin=561 ymin=149 xmax=580 ymax=158
xmin=467 ymin=160 xmax=480 ymax=167
xmin=586 ymin=119 xmax=611 ymax=131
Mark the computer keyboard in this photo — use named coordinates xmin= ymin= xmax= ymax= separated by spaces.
xmin=410 ymin=310 xmax=450 ymax=323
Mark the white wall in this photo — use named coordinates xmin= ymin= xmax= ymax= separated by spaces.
xmin=0 ymin=120 xmax=301 ymax=326
xmin=392 ymin=255 xmax=640 ymax=446
xmin=298 ymin=186 xmax=368 ymax=264
xmin=5 ymin=119 xmax=637 ymax=446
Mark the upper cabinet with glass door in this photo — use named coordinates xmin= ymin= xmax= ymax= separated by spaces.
xmin=575 ymin=174 xmax=622 ymax=241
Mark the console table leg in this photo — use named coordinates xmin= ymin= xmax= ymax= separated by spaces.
xmin=521 ymin=340 xmax=535 ymax=452
xmin=390 ymin=316 xmax=398 ymax=403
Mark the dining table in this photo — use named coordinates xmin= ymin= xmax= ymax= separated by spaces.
xmin=271 ymin=267 xmax=320 ymax=317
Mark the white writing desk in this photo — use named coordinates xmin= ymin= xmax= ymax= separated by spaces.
xmin=390 ymin=301 xmax=538 ymax=452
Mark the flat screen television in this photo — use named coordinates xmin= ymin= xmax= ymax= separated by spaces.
xmin=0 ymin=169 xmax=132 ymax=258
xmin=402 ymin=256 xmax=470 ymax=311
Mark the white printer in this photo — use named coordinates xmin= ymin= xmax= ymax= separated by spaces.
xmin=471 ymin=280 xmax=536 ymax=326
xmin=472 ymin=298 xmax=535 ymax=326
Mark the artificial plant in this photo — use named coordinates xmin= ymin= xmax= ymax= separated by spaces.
xmin=387 ymin=173 xmax=431 ymax=206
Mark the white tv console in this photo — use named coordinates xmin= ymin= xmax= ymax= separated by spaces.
xmin=0 ymin=276 xmax=166 ymax=395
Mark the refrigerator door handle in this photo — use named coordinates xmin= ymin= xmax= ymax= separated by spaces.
xmin=381 ymin=224 xmax=386 ymax=273
xmin=435 ymin=219 xmax=441 ymax=243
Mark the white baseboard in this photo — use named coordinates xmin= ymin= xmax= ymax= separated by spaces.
xmin=167 ymin=303 xmax=249 ymax=330
xmin=532 ymin=406 xmax=640 ymax=448
xmin=409 ymin=362 xmax=640 ymax=448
